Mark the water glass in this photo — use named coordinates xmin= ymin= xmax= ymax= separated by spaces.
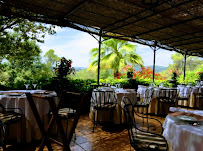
xmin=115 ymin=83 xmax=120 ymax=88
xmin=160 ymin=83 xmax=164 ymax=87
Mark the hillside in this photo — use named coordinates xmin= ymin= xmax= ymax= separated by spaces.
xmin=135 ymin=65 xmax=168 ymax=72
xmin=75 ymin=66 xmax=168 ymax=72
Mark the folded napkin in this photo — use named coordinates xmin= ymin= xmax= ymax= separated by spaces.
xmin=169 ymin=111 xmax=203 ymax=121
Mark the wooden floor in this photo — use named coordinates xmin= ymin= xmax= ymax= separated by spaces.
xmin=2 ymin=114 xmax=165 ymax=151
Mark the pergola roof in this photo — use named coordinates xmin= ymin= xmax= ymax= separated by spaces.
xmin=0 ymin=0 xmax=203 ymax=57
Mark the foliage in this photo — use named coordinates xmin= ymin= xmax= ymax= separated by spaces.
xmin=0 ymin=16 xmax=55 ymax=43
xmin=170 ymin=53 xmax=203 ymax=74
xmin=44 ymin=49 xmax=60 ymax=67
xmin=53 ymin=57 xmax=75 ymax=78
xmin=197 ymin=71 xmax=203 ymax=81
xmin=73 ymin=68 xmax=97 ymax=80
xmin=132 ymin=66 xmax=164 ymax=81
xmin=89 ymin=38 xmax=143 ymax=78
xmin=0 ymin=16 xmax=56 ymax=62
xmin=0 ymin=33 xmax=41 ymax=64
xmin=40 ymin=78 xmax=94 ymax=93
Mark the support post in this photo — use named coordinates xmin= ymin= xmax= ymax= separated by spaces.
xmin=183 ymin=51 xmax=187 ymax=82
xmin=97 ymin=30 xmax=102 ymax=85
xmin=152 ymin=47 xmax=156 ymax=83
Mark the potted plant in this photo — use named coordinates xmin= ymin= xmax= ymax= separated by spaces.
xmin=126 ymin=65 xmax=134 ymax=79
xmin=52 ymin=57 xmax=75 ymax=94
xmin=54 ymin=57 xmax=75 ymax=79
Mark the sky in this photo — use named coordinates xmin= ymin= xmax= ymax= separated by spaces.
xmin=38 ymin=27 xmax=175 ymax=68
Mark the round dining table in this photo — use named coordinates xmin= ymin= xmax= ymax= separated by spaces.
xmin=163 ymin=107 xmax=203 ymax=151
xmin=89 ymin=87 xmax=137 ymax=124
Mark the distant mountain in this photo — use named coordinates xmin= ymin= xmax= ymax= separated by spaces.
xmin=135 ymin=65 xmax=168 ymax=72
xmin=74 ymin=66 xmax=168 ymax=72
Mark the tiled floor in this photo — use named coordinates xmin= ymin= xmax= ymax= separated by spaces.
xmin=3 ymin=113 xmax=165 ymax=151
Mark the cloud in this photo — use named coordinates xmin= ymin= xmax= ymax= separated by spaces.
xmin=135 ymin=44 xmax=175 ymax=67
xmin=39 ymin=27 xmax=175 ymax=67
xmin=39 ymin=28 xmax=98 ymax=67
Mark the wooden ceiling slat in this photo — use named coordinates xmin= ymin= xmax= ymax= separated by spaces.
xmin=0 ymin=0 xmax=202 ymax=57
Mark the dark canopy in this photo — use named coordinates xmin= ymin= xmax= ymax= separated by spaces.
xmin=0 ymin=0 xmax=203 ymax=57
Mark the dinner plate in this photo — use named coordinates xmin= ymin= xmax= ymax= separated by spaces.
xmin=176 ymin=115 xmax=197 ymax=122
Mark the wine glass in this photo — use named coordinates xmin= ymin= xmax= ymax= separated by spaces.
xmin=33 ymin=84 xmax=37 ymax=90
xmin=24 ymin=84 xmax=29 ymax=90
xmin=150 ymin=82 xmax=155 ymax=87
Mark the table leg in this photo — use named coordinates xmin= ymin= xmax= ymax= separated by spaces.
xmin=26 ymin=93 xmax=53 ymax=151
xmin=46 ymin=97 xmax=70 ymax=151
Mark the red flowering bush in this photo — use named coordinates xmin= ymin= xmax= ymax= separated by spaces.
xmin=54 ymin=57 xmax=75 ymax=78
xmin=121 ymin=65 xmax=165 ymax=81
xmin=122 ymin=65 xmax=134 ymax=73
xmin=133 ymin=67 xmax=164 ymax=80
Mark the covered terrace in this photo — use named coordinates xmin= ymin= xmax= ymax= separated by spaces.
xmin=0 ymin=0 xmax=202 ymax=151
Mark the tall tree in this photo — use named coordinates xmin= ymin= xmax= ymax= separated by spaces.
xmin=89 ymin=38 xmax=143 ymax=77
xmin=0 ymin=16 xmax=56 ymax=59
xmin=170 ymin=53 xmax=203 ymax=73
xmin=1 ymin=33 xmax=41 ymax=67
xmin=0 ymin=16 xmax=55 ymax=42
xmin=44 ymin=49 xmax=60 ymax=66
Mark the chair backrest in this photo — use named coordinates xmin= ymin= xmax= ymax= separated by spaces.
xmin=58 ymin=91 xmax=82 ymax=110
xmin=121 ymin=96 xmax=137 ymax=145
xmin=137 ymin=87 xmax=154 ymax=104
xmin=122 ymin=96 xmax=168 ymax=151
xmin=177 ymin=86 xmax=192 ymax=99
xmin=157 ymin=88 xmax=178 ymax=103
xmin=91 ymin=90 xmax=117 ymax=107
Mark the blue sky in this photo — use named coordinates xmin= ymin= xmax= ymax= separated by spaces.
xmin=38 ymin=27 xmax=175 ymax=67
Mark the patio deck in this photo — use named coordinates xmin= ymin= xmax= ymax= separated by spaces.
xmin=2 ymin=113 xmax=165 ymax=151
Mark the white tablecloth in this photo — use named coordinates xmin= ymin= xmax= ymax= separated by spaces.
xmin=0 ymin=90 xmax=57 ymax=142
xmin=137 ymin=87 xmax=177 ymax=115
xmin=177 ymin=86 xmax=203 ymax=108
xmin=89 ymin=88 xmax=137 ymax=124
xmin=163 ymin=107 xmax=203 ymax=151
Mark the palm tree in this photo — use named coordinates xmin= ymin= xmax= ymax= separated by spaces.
xmin=89 ymin=38 xmax=143 ymax=77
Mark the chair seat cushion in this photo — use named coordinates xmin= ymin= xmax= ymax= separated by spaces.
xmin=51 ymin=108 xmax=76 ymax=118
xmin=0 ymin=112 xmax=21 ymax=124
xmin=132 ymin=130 xmax=167 ymax=151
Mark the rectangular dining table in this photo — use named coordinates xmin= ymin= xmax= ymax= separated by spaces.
xmin=0 ymin=90 xmax=57 ymax=143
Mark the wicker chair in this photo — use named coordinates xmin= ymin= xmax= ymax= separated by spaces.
xmin=122 ymin=96 xmax=168 ymax=151
xmin=91 ymin=90 xmax=117 ymax=132
xmin=0 ymin=104 xmax=23 ymax=150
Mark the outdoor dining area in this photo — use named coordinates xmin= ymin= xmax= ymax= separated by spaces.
xmin=0 ymin=0 xmax=203 ymax=151
xmin=0 ymin=82 xmax=202 ymax=150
